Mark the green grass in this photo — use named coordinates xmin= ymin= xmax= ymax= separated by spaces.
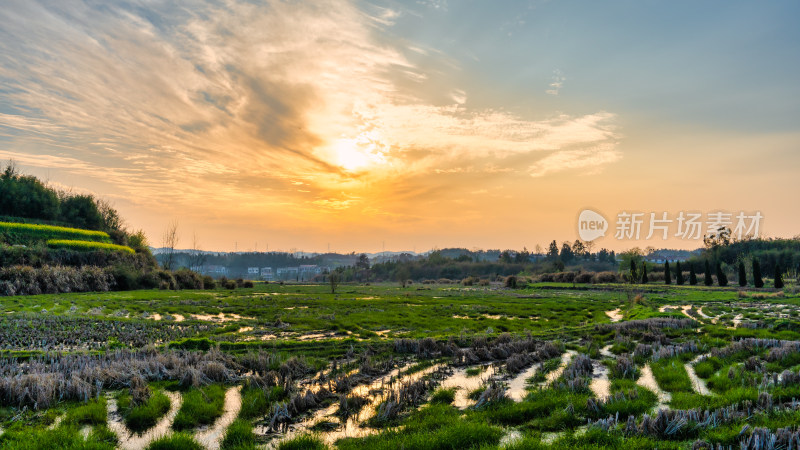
xmin=650 ymin=358 xmax=693 ymax=393
xmin=277 ymin=434 xmax=328 ymax=450
xmin=64 ymin=397 xmax=107 ymax=426
xmin=0 ymin=221 xmax=111 ymax=243
xmin=220 ymin=419 xmax=258 ymax=450
xmin=338 ymin=404 xmax=503 ymax=450
xmin=146 ymin=432 xmax=203 ymax=450
xmin=239 ymin=385 xmax=286 ymax=419
xmin=0 ymin=425 xmax=116 ymax=449
xmin=116 ymin=389 xmax=171 ymax=432
xmin=430 ymin=387 xmax=456 ymax=405
xmin=172 ymin=384 xmax=226 ymax=430
xmin=47 ymin=239 xmax=134 ymax=254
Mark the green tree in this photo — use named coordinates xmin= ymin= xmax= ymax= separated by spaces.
xmin=630 ymin=259 xmax=638 ymax=283
xmin=329 ymin=271 xmax=340 ymax=294
xmin=753 ymin=258 xmax=764 ymax=288
xmin=547 ymin=240 xmax=559 ymax=260
xmin=641 ymin=263 xmax=648 ymax=284
xmin=664 ymin=262 xmax=671 ymax=285
xmin=60 ymin=194 xmax=104 ymax=230
xmin=738 ymin=261 xmax=747 ymax=287
xmin=676 ymin=261 xmax=684 ymax=285
xmin=689 ymin=264 xmax=697 ymax=285
xmin=716 ymin=262 xmax=728 ymax=287
xmin=704 ymin=260 xmax=713 ymax=286
xmin=774 ymin=264 xmax=784 ymax=289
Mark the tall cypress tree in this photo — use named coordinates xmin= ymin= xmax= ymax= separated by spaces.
xmin=753 ymin=258 xmax=764 ymax=288
xmin=641 ymin=263 xmax=648 ymax=284
xmin=689 ymin=264 xmax=697 ymax=285
xmin=704 ymin=260 xmax=713 ymax=286
xmin=775 ymin=264 xmax=784 ymax=289
xmin=676 ymin=261 xmax=684 ymax=285
xmin=738 ymin=261 xmax=747 ymax=287
xmin=716 ymin=262 xmax=728 ymax=287
xmin=664 ymin=262 xmax=672 ymax=285
xmin=630 ymin=259 xmax=638 ymax=283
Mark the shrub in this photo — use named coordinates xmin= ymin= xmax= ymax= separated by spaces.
xmin=243 ymin=280 xmax=254 ymax=288
xmin=430 ymin=387 xmax=456 ymax=404
xmin=592 ymin=271 xmax=619 ymax=283
xmin=220 ymin=419 xmax=257 ymax=450
xmin=174 ymin=269 xmax=203 ymax=290
xmin=574 ymin=272 xmax=593 ymax=283
xmin=224 ymin=280 xmax=237 ymax=290
xmin=504 ymin=275 xmax=517 ymax=288
xmin=202 ymin=275 xmax=216 ymax=289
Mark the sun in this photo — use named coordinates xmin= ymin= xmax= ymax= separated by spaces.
xmin=331 ymin=135 xmax=388 ymax=172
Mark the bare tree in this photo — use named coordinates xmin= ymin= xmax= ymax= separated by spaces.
xmin=329 ymin=271 xmax=340 ymax=294
xmin=188 ymin=232 xmax=206 ymax=271
xmin=161 ymin=220 xmax=179 ymax=270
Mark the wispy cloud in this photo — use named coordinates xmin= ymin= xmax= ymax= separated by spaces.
xmin=0 ymin=0 xmax=621 ymax=247
xmin=546 ymin=69 xmax=565 ymax=95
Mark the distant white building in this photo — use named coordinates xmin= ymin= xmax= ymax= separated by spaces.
xmin=203 ymin=265 xmax=228 ymax=276
xmin=260 ymin=267 xmax=274 ymax=281
xmin=277 ymin=267 xmax=299 ymax=280
xmin=247 ymin=267 xmax=260 ymax=276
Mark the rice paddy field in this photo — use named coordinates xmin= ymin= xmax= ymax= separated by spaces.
xmin=2 ymin=282 xmax=800 ymax=449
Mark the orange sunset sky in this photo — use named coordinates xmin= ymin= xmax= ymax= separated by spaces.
xmin=1 ymin=1 xmax=799 ymax=253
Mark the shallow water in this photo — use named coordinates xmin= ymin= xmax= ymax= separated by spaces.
xmin=439 ymin=364 xmax=498 ymax=408
xmin=685 ymin=354 xmax=712 ymax=396
xmin=545 ymin=351 xmax=576 ymax=385
xmin=107 ymin=390 xmax=183 ymax=450
xmin=589 ymin=360 xmax=611 ymax=400
xmin=195 ymin=386 xmax=242 ymax=450
xmin=263 ymin=362 xmax=444 ymax=447
xmin=506 ymin=364 xmax=537 ymax=402
xmin=637 ymin=364 xmax=670 ymax=410
xmin=605 ymin=308 xmax=622 ymax=322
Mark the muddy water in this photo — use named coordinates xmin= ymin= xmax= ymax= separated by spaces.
xmin=195 ymin=386 xmax=242 ymax=450
xmin=605 ymin=308 xmax=622 ymax=322
xmin=107 ymin=390 xmax=183 ymax=450
xmin=544 ymin=351 xmax=576 ymax=385
xmin=637 ymin=365 xmax=670 ymax=410
xmin=685 ymin=355 xmax=712 ymax=396
xmin=589 ymin=360 xmax=611 ymax=400
xmin=439 ymin=364 xmax=498 ymax=408
xmin=264 ymin=363 xmax=443 ymax=447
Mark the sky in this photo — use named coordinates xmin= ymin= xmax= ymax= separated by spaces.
xmin=1 ymin=0 xmax=799 ymax=253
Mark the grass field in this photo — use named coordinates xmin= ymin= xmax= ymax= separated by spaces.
xmin=1 ymin=281 xmax=800 ymax=449
xmin=0 ymin=220 xmax=111 ymax=243
xmin=46 ymin=239 xmax=135 ymax=254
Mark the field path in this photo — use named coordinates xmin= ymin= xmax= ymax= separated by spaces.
xmin=195 ymin=385 xmax=242 ymax=450
xmin=589 ymin=360 xmax=610 ymax=400
xmin=107 ymin=390 xmax=182 ymax=450
xmin=506 ymin=364 xmax=538 ymax=402
xmin=545 ymin=351 xmax=576 ymax=384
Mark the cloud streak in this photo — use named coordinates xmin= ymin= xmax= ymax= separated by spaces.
xmin=0 ymin=0 xmax=622 ymax=249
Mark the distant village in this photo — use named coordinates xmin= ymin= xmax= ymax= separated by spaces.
xmin=197 ymin=264 xmax=329 ymax=281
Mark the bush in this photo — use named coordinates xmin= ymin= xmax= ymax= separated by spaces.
xmin=243 ymin=280 xmax=254 ymax=288
xmin=117 ymin=389 xmax=171 ymax=433
xmin=174 ymin=269 xmax=203 ymax=290
xmin=574 ymin=272 xmax=594 ymax=283
xmin=0 ymin=264 xmax=115 ymax=296
xmin=224 ymin=280 xmax=237 ymax=290
xmin=504 ymin=275 xmax=517 ymax=288
xmin=553 ymin=271 xmax=576 ymax=283
xmin=592 ymin=271 xmax=619 ymax=283
xmin=202 ymin=276 xmax=216 ymax=289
